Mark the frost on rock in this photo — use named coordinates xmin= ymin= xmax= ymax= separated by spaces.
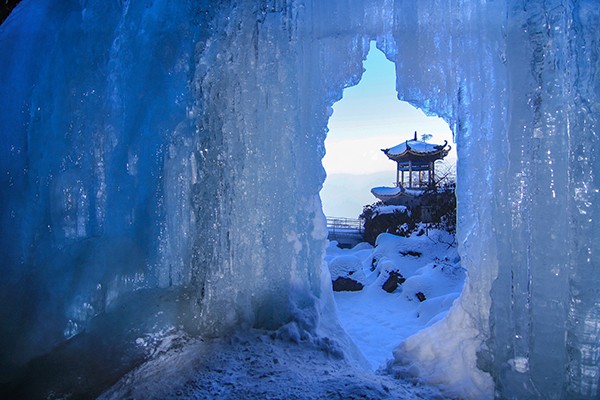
xmin=0 ymin=0 xmax=599 ymax=399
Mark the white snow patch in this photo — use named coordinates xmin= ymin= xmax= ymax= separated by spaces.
xmin=391 ymin=289 xmax=494 ymax=398
xmin=372 ymin=205 xmax=409 ymax=217
xmin=328 ymin=254 xmax=366 ymax=282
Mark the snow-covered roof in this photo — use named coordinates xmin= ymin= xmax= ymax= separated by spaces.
xmin=382 ymin=133 xmax=450 ymax=162
xmin=371 ymin=186 xmax=403 ymax=198
xmin=384 ymin=139 xmax=444 ymax=156
xmin=371 ymin=186 xmax=427 ymax=202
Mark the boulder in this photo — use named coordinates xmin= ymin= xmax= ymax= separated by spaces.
xmin=332 ymin=277 xmax=364 ymax=292
xmin=382 ymin=271 xmax=405 ymax=293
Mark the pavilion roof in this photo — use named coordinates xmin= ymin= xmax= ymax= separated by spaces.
xmin=382 ymin=133 xmax=450 ymax=162
xmin=371 ymin=185 xmax=426 ymax=201
xmin=371 ymin=186 xmax=404 ymax=198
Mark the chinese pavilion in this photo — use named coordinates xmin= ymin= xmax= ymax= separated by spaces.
xmin=371 ymin=132 xmax=450 ymax=203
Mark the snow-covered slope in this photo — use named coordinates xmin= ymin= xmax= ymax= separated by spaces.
xmin=328 ymin=231 xmax=465 ymax=370
xmin=99 ymin=329 xmax=445 ymax=400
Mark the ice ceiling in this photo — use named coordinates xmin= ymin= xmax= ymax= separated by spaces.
xmin=0 ymin=0 xmax=598 ymax=398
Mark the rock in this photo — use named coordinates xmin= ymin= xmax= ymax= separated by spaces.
xmin=416 ymin=292 xmax=426 ymax=302
xmin=382 ymin=271 xmax=406 ymax=293
xmin=399 ymin=250 xmax=422 ymax=257
xmin=370 ymin=257 xmax=378 ymax=272
xmin=332 ymin=277 xmax=364 ymax=292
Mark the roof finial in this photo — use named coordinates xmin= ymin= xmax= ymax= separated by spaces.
xmin=414 ymin=131 xmax=417 ymax=140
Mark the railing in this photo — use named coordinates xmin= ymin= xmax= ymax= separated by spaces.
xmin=326 ymin=216 xmax=364 ymax=233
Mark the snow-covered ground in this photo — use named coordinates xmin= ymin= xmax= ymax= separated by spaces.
xmin=12 ymin=230 xmax=463 ymax=400
xmin=97 ymin=230 xmax=463 ymax=399
xmin=327 ymin=229 xmax=466 ymax=370
xmin=99 ymin=328 xmax=445 ymax=400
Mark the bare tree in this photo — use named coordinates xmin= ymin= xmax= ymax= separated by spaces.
xmin=434 ymin=160 xmax=456 ymax=187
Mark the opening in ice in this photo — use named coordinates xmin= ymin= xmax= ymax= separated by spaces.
xmin=322 ymin=42 xmax=463 ymax=370
xmin=321 ymin=42 xmax=456 ymax=219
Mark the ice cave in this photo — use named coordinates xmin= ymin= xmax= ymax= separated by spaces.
xmin=0 ymin=0 xmax=598 ymax=399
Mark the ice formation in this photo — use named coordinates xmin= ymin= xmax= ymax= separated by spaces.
xmin=0 ymin=0 xmax=598 ymax=399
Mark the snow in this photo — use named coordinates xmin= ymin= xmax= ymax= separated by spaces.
xmin=371 ymin=186 xmax=404 ymax=197
xmin=327 ymin=254 xmax=367 ymax=283
xmin=403 ymin=188 xmax=426 ymax=196
xmin=99 ymin=329 xmax=445 ymax=400
xmin=391 ymin=290 xmax=494 ymax=399
xmin=372 ymin=205 xmax=409 ymax=217
xmin=328 ymin=231 xmax=465 ymax=371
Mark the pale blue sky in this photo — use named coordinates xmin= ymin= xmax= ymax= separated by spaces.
xmin=321 ymin=42 xmax=456 ymax=218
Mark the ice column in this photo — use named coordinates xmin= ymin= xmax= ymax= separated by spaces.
xmin=389 ymin=1 xmax=600 ymax=398
xmin=0 ymin=0 xmax=375 ymax=372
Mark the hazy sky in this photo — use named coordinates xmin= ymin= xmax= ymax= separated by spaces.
xmin=321 ymin=42 xmax=456 ymax=218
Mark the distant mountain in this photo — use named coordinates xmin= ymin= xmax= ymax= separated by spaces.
xmin=321 ymin=171 xmax=393 ymax=218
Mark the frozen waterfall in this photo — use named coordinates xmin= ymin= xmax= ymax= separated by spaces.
xmin=0 ymin=0 xmax=598 ymax=398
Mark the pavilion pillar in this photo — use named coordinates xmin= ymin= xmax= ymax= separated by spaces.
xmin=396 ymin=162 xmax=400 ymax=187
xmin=408 ymin=160 xmax=413 ymax=188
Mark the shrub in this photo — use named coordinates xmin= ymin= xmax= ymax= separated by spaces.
xmin=360 ymin=203 xmax=415 ymax=245
xmin=360 ymin=184 xmax=456 ymax=243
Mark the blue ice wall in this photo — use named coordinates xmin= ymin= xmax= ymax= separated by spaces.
xmin=0 ymin=0 xmax=203 ymax=368
xmin=389 ymin=1 xmax=600 ymax=398
xmin=0 ymin=0 xmax=361 ymax=377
